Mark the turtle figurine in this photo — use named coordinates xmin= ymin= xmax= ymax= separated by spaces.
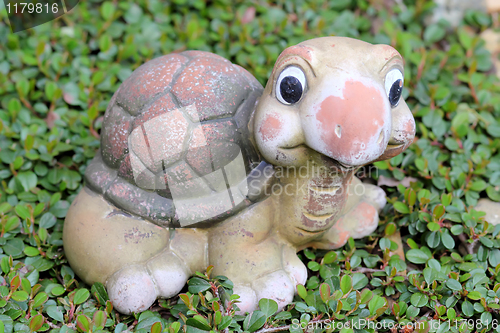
xmin=63 ymin=36 xmax=415 ymax=314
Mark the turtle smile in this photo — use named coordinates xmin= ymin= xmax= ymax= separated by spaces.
xmin=278 ymin=144 xmax=308 ymax=152
xmin=386 ymin=143 xmax=404 ymax=150
xmin=296 ymin=227 xmax=328 ymax=234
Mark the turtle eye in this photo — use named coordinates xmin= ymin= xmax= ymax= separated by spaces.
xmin=384 ymin=69 xmax=404 ymax=107
xmin=276 ymin=66 xmax=306 ymax=105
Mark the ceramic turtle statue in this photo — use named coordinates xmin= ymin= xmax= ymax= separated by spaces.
xmin=63 ymin=36 xmax=416 ymax=314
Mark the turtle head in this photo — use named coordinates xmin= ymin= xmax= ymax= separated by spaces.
xmin=254 ymin=37 xmax=415 ymax=169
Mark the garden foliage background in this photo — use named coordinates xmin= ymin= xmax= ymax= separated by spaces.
xmin=1 ymin=0 xmax=500 ymax=332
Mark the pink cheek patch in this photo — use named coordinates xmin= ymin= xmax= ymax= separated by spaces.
xmin=315 ymin=80 xmax=388 ymax=164
xmin=405 ymin=118 xmax=416 ymax=137
xmin=379 ymin=45 xmax=401 ymax=60
xmin=258 ymin=114 xmax=283 ymax=143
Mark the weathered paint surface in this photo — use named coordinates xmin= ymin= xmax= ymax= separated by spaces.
xmin=68 ymin=37 xmax=416 ymax=316
xmin=258 ymin=113 xmax=283 ymax=142
xmin=117 ymin=54 xmax=188 ymax=115
xmin=275 ymin=44 xmax=314 ymax=66
xmin=305 ymin=78 xmax=391 ymax=166
xmin=85 ymin=51 xmax=263 ymax=225
xmin=100 ymin=105 xmax=132 ymax=168
xmin=301 ymin=169 xmax=354 ymax=232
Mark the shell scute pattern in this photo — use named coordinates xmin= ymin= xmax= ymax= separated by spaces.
xmin=85 ymin=51 xmax=265 ymax=227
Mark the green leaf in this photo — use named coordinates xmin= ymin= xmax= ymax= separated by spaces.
xmin=462 ymin=300 xmax=474 ymax=317
xmin=32 ymin=292 xmax=48 ymax=308
xmin=39 ymin=212 xmax=56 ymax=229
xmin=340 ymin=275 xmax=352 ymax=295
xmin=274 ymin=311 xmax=291 ymax=321
xmin=188 ymin=277 xmax=211 ymax=294
xmin=243 ymin=310 xmax=266 ymax=332
xmin=187 ymin=315 xmax=212 ymax=331
xmin=46 ymin=306 xmax=64 ymax=322
xmin=307 ymin=261 xmax=320 ymax=271
xmin=446 ymin=279 xmax=462 ymax=291
xmin=29 ymin=314 xmax=44 ymax=332
xmin=410 ymin=293 xmax=428 ymax=307
xmin=99 ymin=34 xmax=112 ymax=52
xmin=93 ymin=311 xmax=107 ymax=329
xmin=16 ymin=171 xmax=37 ymax=192
xmin=433 ymin=204 xmax=445 ymax=220
xmin=368 ymin=294 xmax=386 ymax=316
xmin=21 ymin=278 xmax=31 ymax=294
xmin=0 ymin=315 xmax=12 ymax=333
xmin=45 ymin=81 xmax=58 ymax=101
xmin=467 ymin=291 xmax=481 ymax=300
xmin=101 ymin=2 xmax=116 ymax=20
xmin=151 ymin=322 xmax=162 ymax=333
xmin=259 ymin=298 xmax=278 ymax=318
xmin=297 ymin=284 xmax=307 ymax=300
xmin=319 ymin=283 xmax=331 ymax=303
xmin=360 ymin=289 xmax=373 ymax=304
xmin=218 ymin=316 xmax=232 ymax=330
xmin=406 ymin=249 xmax=430 ymax=264
xmin=427 ymin=222 xmax=440 ymax=231
xmin=393 ymin=202 xmax=410 ymax=214
xmin=426 ymin=231 xmax=441 ymax=248
xmin=352 ymin=273 xmax=368 ymax=290
xmin=470 ymin=180 xmax=487 ymax=192
xmin=424 ymin=24 xmax=446 ymax=43
xmin=91 ymin=282 xmax=109 ymax=304
xmin=458 ymin=27 xmax=473 ymax=48
xmin=16 ymin=79 xmax=29 ymax=97
xmin=385 ymin=222 xmax=397 ymax=236
xmin=15 ymin=205 xmax=31 ymax=220
xmin=323 ymin=251 xmax=337 ymax=264
xmin=441 ymin=230 xmax=455 ymax=249
xmin=11 ymin=290 xmax=29 ymax=302
xmin=4 ymin=238 xmax=24 ymax=257
xmin=73 ymin=288 xmax=90 ymax=305
xmin=77 ymin=314 xmax=90 ymax=332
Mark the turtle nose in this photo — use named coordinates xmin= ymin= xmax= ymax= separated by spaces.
xmin=301 ymin=78 xmax=392 ymax=166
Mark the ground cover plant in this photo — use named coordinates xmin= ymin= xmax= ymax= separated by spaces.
xmin=1 ymin=0 xmax=500 ymax=332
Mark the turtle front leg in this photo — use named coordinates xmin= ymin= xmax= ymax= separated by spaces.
xmin=308 ymin=177 xmax=386 ymax=249
xmin=64 ymin=187 xmax=207 ymax=314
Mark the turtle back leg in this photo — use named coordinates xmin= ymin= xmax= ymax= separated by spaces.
xmin=206 ymin=197 xmax=307 ymax=313
xmin=63 ymin=187 xmax=208 ymax=313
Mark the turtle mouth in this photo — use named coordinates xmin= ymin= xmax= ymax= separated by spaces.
xmin=386 ymin=143 xmax=405 ymax=150
xmin=279 ymin=144 xmax=358 ymax=172
xmin=321 ymin=154 xmax=357 ymax=173
xmin=375 ymin=142 xmax=406 ymax=162
xmin=296 ymin=226 xmax=330 ymax=234
xmin=278 ymin=144 xmax=308 ymax=153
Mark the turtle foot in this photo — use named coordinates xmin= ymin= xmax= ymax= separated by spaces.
xmin=107 ymin=250 xmax=190 ymax=314
xmin=233 ymin=270 xmax=295 ymax=314
xmin=361 ymin=182 xmax=387 ymax=213
xmin=107 ymin=265 xmax=157 ymax=314
xmin=348 ymin=182 xmax=386 ymax=238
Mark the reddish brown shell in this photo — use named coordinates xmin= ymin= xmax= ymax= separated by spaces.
xmin=84 ymin=51 xmax=271 ymax=227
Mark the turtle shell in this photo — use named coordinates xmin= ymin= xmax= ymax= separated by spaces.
xmin=84 ymin=51 xmax=274 ymax=227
